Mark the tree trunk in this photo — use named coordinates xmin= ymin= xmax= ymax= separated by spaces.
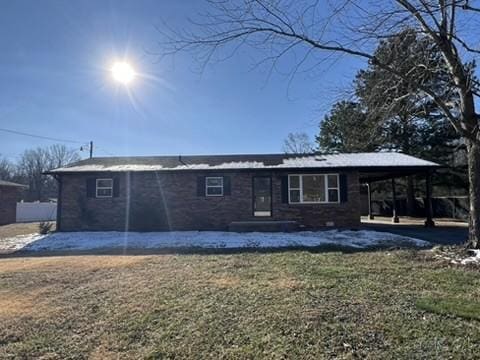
xmin=406 ymin=176 xmax=415 ymax=217
xmin=467 ymin=139 xmax=480 ymax=249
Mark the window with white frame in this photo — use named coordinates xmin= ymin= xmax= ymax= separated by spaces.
xmin=326 ymin=174 xmax=339 ymax=202
xmin=288 ymin=174 xmax=339 ymax=203
xmin=96 ymin=178 xmax=113 ymax=198
xmin=205 ymin=177 xmax=223 ymax=196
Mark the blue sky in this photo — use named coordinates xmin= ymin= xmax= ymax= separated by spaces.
xmin=0 ymin=0 xmax=366 ymax=160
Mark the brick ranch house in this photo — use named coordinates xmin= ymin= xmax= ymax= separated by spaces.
xmin=0 ymin=180 xmax=27 ymax=225
xmin=45 ymin=152 xmax=439 ymax=232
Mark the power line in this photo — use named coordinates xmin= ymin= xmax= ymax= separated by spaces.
xmin=0 ymin=127 xmax=84 ymax=144
xmin=0 ymin=127 xmax=116 ymax=158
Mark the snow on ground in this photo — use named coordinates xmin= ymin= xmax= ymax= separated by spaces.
xmin=0 ymin=234 xmax=45 ymax=252
xmin=0 ymin=230 xmax=429 ymax=253
xmin=458 ymin=249 xmax=480 ymax=265
xmin=432 ymin=248 xmax=480 ymax=266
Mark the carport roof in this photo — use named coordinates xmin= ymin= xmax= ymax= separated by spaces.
xmin=0 ymin=180 xmax=27 ymax=187
xmin=46 ymin=152 xmax=440 ymax=174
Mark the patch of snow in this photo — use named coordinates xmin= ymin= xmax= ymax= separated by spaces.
xmin=49 ymin=164 xmax=166 ymax=172
xmin=460 ymin=249 xmax=480 ymax=265
xmin=0 ymin=230 xmax=429 ymax=253
xmin=50 ymin=161 xmax=267 ymax=173
xmin=0 ymin=233 xmax=45 ymax=251
xmin=281 ymin=153 xmax=438 ymax=168
xmin=50 ymin=152 xmax=439 ymax=173
xmin=432 ymin=248 xmax=480 ymax=266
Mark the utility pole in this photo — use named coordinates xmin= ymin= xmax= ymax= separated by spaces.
xmin=89 ymin=141 xmax=93 ymax=159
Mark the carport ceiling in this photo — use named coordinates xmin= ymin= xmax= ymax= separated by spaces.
xmin=359 ymin=166 xmax=441 ymax=183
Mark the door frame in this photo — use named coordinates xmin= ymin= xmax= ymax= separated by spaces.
xmin=252 ymin=175 xmax=273 ymax=217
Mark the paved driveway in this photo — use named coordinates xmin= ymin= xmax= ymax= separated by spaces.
xmin=361 ymin=217 xmax=468 ymax=246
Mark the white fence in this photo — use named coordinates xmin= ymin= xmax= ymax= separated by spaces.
xmin=16 ymin=202 xmax=57 ymax=223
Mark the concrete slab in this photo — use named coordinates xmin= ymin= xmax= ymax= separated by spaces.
xmin=361 ymin=216 xmax=467 ymax=245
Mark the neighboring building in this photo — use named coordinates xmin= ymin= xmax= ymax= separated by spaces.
xmin=0 ymin=180 xmax=27 ymax=225
xmin=45 ymin=152 xmax=439 ymax=232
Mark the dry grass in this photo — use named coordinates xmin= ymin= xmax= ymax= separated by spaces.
xmin=0 ymin=293 xmax=41 ymax=317
xmin=0 ymin=250 xmax=479 ymax=359
xmin=0 ymin=256 xmax=147 ymax=273
xmin=0 ymin=222 xmax=48 ymax=239
xmin=209 ymin=275 xmax=242 ymax=288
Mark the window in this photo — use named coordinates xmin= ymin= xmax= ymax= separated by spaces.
xmin=96 ymin=178 xmax=113 ymax=198
xmin=302 ymin=175 xmax=326 ymax=202
xmin=288 ymin=174 xmax=340 ymax=204
xmin=327 ymin=174 xmax=339 ymax=202
xmin=206 ymin=177 xmax=223 ymax=196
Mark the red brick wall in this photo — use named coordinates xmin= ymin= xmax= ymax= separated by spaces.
xmin=0 ymin=186 xmax=18 ymax=225
xmin=58 ymin=171 xmax=360 ymax=231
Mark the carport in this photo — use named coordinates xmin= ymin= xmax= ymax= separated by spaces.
xmin=359 ymin=164 xmax=440 ymax=227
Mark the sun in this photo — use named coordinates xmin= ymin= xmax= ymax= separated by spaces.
xmin=111 ymin=61 xmax=136 ymax=85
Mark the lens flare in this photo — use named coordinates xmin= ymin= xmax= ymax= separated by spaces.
xmin=111 ymin=62 xmax=135 ymax=84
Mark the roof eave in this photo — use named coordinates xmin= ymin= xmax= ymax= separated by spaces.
xmin=43 ymin=163 xmax=442 ymax=175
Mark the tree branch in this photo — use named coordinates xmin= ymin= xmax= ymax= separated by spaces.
xmin=159 ymin=0 xmax=477 ymax=138
xmin=452 ymin=34 xmax=480 ymax=54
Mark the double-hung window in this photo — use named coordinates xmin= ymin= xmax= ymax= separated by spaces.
xmin=205 ymin=177 xmax=224 ymax=196
xmin=96 ymin=178 xmax=113 ymax=198
xmin=288 ymin=174 xmax=339 ymax=204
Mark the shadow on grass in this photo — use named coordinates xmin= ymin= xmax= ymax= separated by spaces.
xmin=416 ymin=296 xmax=480 ymax=321
xmin=0 ymin=242 xmax=430 ymax=259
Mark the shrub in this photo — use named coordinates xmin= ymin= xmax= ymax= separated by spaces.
xmin=39 ymin=221 xmax=54 ymax=235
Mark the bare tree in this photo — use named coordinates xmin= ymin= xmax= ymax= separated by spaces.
xmin=283 ymin=132 xmax=315 ymax=154
xmin=0 ymin=156 xmax=15 ymax=181
xmin=161 ymin=0 xmax=480 ymax=247
xmin=47 ymin=144 xmax=81 ymax=169
xmin=17 ymin=144 xmax=80 ymax=201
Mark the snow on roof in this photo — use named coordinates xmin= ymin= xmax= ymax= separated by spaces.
xmin=47 ymin=152 xmax=440 ymax=174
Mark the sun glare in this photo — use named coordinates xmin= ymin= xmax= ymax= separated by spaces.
xmin=111 ymin=61 xmax=136 ymax=85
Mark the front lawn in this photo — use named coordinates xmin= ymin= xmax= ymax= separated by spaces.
xmin=0 ymin=250 xmax=479 ymax=359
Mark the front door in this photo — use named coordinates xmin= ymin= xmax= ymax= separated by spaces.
xmin=253 ymin=176 xmax=272 ymax=217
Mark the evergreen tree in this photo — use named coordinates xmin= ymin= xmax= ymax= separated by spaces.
xmin=316 ymin=101 xmax=381 ymax=153
xmin=317 ymin=30 xmax=466 ymax=215
xmin=355 ymin=30 xmax=465 ymax=213
xmin=354 ymin=29 xmax=461 ymax=165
